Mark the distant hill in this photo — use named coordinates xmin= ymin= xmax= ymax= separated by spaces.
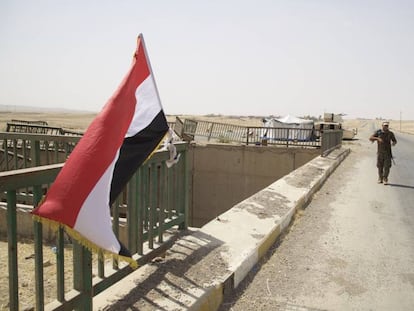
xmin=0 ymin=104 xmax=96 ymax=114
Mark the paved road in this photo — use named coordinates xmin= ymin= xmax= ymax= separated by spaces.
xmin=219 ymin=121 xmax=414 ymax=311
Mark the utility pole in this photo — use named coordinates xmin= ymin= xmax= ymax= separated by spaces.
xmin=400 ymin=111 xmax=402 ymax=132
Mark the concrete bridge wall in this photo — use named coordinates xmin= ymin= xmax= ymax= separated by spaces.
xmin=188 ymin=143 xmax=319 ymax=227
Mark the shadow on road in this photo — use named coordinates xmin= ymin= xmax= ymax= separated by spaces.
xmin=387 ymin=183 xmax=414 ymax=189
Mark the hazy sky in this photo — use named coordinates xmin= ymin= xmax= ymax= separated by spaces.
xmin=1 ymin=0 xmax=413 ymax=120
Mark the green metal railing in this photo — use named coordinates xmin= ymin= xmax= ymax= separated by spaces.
xmin=0 ymin=132 xmax=82 ymax=172
xmin=0 ymin=140 xmax=189 ymax=310
xmin=6 ymin=121 xmax=84 ymax=136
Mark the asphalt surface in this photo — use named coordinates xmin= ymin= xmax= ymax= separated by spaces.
xmin=219 ymin=121 xmax=414 ymax=311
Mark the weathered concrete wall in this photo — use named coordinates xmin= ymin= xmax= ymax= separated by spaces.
xmin=188 ymin=143 xmax=319 ymax=227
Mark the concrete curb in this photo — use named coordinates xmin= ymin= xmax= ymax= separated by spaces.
xmin=95 ymin=147 xmax=350 ymax=311
xmin=199 ymin=147 xmax=350 ymax=298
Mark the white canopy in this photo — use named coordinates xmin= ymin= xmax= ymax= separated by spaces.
xmin=275 ymin=114 xmax=314 ymax=125
xmin=262 ymin=115 xmax=315 ymax=141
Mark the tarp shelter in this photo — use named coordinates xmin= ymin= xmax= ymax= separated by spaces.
xmin=262 ymin=115 xmax=315 ymax=141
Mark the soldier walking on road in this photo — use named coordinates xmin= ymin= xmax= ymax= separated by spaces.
xmin=369 ymin=121 xmax=397 ymax=185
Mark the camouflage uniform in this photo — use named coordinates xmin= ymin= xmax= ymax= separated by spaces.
xmin=372 ymin=129 xmax=397 ymax=181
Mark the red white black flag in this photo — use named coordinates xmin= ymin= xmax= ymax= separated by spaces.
xmin=32 ymin=34 xmax=169 ymax=267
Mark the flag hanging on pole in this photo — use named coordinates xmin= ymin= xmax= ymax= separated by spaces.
xmin=32 ymin=34 xmax=169 ymax=267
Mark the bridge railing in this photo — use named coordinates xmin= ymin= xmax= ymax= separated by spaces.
xmin=179 ymin=118 xmax=342 ymax=154
xmin=181 ymin=118 xmax=321 ymax=147
xmin=0 ymin=141 xmax=189 ymax=310
xmin=6 ymin=121 xmax=84 ymax=136
xmin=320 ymin=129 xmax=343 ymax=156
xmin=0 ymin=132 xmax=82 ymax=172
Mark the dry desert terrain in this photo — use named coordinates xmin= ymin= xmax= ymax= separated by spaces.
xmin=1 ymin=110 xmax=413 ymax=135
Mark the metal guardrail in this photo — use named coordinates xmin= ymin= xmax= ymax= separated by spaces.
xmin=10 ymin=119 xmax=48 ymax=126
xmin=0 ymin=132 xmax=82 ymax=171
xmin=180 ymin=118 xmax=321 ymax=147
xmin=178 ymin=118 xmax=342 ymax=154
xmin=321 ymin=129 xmax=343 ymax=156
xmin=6 ymin=122 xmax=84 ymax=136
xmin=0 ymin=141 xmax=189 ymax=310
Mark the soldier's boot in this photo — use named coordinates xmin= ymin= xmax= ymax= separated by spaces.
xmin=378 ymin=168 xmax=383 ymax=183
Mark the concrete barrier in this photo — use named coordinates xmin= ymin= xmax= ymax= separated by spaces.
xmin=189 ymin=143 xmax=320 ymax=227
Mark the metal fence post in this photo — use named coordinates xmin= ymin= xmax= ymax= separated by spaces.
xmin=73 ymin=242 xmax=93 ymax=311
xmin=182 ymin=150 xmax=189 ymax=229
xmin=208 ymin=123 xmax=214 ymax=141
xmin=33 ymin=185 xmax=45 ymax=311
xmin=7 ymin=190 xmax=18 ymax=310
xmin=31 ymin=139 xmax=41 ymax=167
xmin=128 ymin=173 xmax=138 ymax=254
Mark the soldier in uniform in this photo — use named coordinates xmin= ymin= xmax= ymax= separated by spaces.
xmin=369 ymin=121 xmax=397 ymax=185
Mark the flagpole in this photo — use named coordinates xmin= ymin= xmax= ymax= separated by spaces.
xmin=138 ymin=33 xmax=164 ymax=109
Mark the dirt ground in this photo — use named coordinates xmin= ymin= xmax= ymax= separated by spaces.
xmin=0 ymin=237 xmax=111 ymax=310
xmin=0 ymin=238 xmax=74 ymax=310
xmin=1 ymin=110 xmax=413 ymax=310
